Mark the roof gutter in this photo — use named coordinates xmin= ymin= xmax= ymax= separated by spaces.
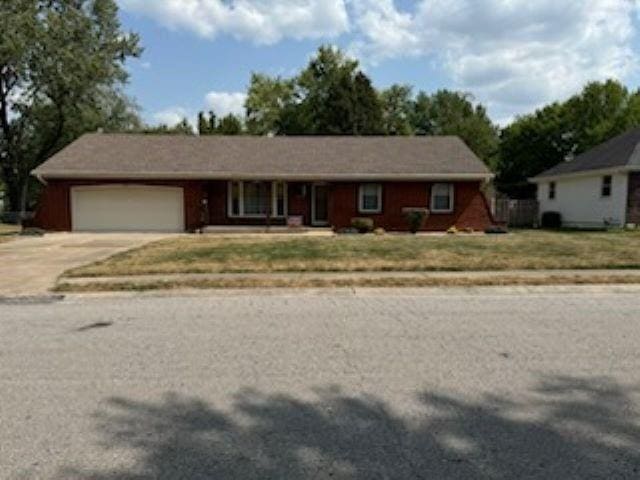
xmin=529 ymin=166 xmax=636 ymax=183
xmin=33 ymin=172 xmax=48 ymax=186
xmin=32 ymin=171 xmax=495 ymax=182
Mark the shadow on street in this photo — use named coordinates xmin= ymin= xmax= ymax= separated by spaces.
xmin=60 ymin=375 xmax=640 ymax=479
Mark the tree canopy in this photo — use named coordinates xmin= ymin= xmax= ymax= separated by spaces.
xmin=240 ymin=46 xmax=499 ymax=165
xmin=245 ymin=46 xmax=384 ymax=136
xmin=417 ymin=90 xmax=499 ymax=169
xmin=497 ymin=80 xmax=640 ymax=197
xmin=0 ymin=0 xmax=141 ymax=213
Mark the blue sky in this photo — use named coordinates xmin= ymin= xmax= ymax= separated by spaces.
xmin=118 ymin=0 xmax=640 ymax=127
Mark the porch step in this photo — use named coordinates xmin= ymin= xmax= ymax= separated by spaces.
xmin=201 ymin=225 xmax=334 ymax=235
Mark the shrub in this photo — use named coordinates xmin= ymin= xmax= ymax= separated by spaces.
xmin=541 ymin=211 xmax=562 ymax=229
xmin=404 ymin=209 xmax=429 ymax=234
xmin=447 ymin=226 xmax=458 ymax=235
xmin=351 ymin=217 xmax=374 ymax=233
xmin=373 ymin=227 xmax=386 ymax=236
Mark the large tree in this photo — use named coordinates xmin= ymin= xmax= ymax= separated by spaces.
xmin=216 ymin=114 xmax=243 ymax=135
xmin=295 ymin=46 xmax=360 ymax=135
xmin=245 ymin=74 xmax=296 ymax=135
xmin=0 ymin=0 xmax=140 ymax=215
xmin=380 ymin=84 xmax=414 ymax=136
xmin=245 ymin=46 xmax=383 ymax=136
xmin=352 ymin=72 xmax=384 ymax=135
xmin=198 ymin=111 xmax=217 ymax=135
xmin=412 ymin=90 xmax=499 ymax=167
xmin=563 ymin=80 xmax=640 ymax=152
xmin=497 ymin=103 xmax=572 ymax=198
xmin=496 ymin=80 xmax=640 ymax=197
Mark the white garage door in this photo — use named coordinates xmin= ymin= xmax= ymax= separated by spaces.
xmin=71 ymin=185 xmax=185 ymax=232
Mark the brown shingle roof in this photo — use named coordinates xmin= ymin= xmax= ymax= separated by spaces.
xmin=33 ymin=134 xmax=493 ymax=180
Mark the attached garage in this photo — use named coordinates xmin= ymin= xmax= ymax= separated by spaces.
xmin=70 ymin=185 xmax=185 ymax=232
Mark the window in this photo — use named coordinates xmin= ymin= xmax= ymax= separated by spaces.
xmin=430 ymin=183 xmax=454 ymax=213
xmin=228 ymin=181 xmax=287 ymax=218
xmin=358 ymin=184 xmax=382 ymax=213
xmin=243 ymin=182 xmax=270 ymax=215
xmin=601 ymin=176 xmax=612 ymax=197
xmin=549 ymin=182 xmax=556 ymax=200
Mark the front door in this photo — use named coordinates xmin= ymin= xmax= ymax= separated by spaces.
xmin=311 ymin=184 xmax=329 ymax=226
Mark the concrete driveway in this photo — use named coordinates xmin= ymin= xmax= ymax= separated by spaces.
xmin=1 ymin=288 xmax=639 ymax=479
xmin=0 ymin=233 xmax=172 ymax=296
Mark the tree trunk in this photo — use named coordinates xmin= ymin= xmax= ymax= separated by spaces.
xmin=1 ymin=169 xmax=30 ymax=223
xmin=19 ymin=178 xmax=29 ymax=221
xmin=3 ymin=176 xmax=21 ymax=216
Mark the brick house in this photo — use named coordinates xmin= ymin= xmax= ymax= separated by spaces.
xmin=32 ymin=134 xmax=495 ymax=232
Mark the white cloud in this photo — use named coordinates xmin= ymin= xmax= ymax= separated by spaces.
xmin=152 ymin=107 xmax=193 ymax=127
xmin=204 ymin=91 xmax=247 ymax=117
xmin=119 ymin=0 xmax=349 ymax=44
xmin=350 ymin=0 xmax=640 ymax=123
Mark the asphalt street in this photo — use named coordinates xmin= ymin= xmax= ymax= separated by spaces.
xmin=1 ymin=287 xmax=640 ymax=479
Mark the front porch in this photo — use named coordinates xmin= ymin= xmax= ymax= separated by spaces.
xmin=204 ymin=180 xmax=329 ymax=229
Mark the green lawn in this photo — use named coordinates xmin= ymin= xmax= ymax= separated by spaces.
xmin=65 ymin=229 xmax=640 ymax=278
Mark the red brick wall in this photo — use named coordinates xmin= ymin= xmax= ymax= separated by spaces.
xmin=33 ymin=179 xmax=205 ymax=231
xmin=328 ymin=181 xmax=493 ymax=231
xmin=33 ymin=182 xmax=71 ymax=231
xmin=35 ymin=179 xmax=494 ymax=232
xmin=628 ymin=173 xmax=640 ymax=224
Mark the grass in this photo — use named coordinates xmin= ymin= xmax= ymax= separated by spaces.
xmin=65 ymin=229 xmax=640 ymax=278
xmin=54 ymin=273 xmax=640 ymax=293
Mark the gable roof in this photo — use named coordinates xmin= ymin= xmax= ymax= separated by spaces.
xmin=33 ymin=134 xmax=493 ymax=181
xmin=534 ymin=127 xmax=640 ymax=180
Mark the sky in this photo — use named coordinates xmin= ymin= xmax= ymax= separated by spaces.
xmin=117 ymin=0 xmax=640 ymax=128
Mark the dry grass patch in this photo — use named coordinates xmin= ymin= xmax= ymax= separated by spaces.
xmin=65 ymin=230 xmax=640 ymax=278
xmin=55 ymin=274 xmax=640 ymax=293
xmin=0 ymin=223 xmax=20 ymax=243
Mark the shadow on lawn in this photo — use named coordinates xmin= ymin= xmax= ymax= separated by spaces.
xmin=60 ymin=375 xmax=640 ymax=479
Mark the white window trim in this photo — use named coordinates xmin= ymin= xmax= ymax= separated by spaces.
xmin=358 ymin=183 xmax=383 ymax=214
xmin=227 ymin=181 xmax=288 ymax=218
xmin=430 ymin=183 xmax=455 ymax=214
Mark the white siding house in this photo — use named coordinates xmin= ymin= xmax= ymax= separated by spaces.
xmin=536 ymin=171 xmax=629 ymax=227
xmin=531 ymin=128 xmax=640 ymax=228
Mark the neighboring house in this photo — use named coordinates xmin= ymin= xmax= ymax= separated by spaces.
xmin=531 ymin=128 xmax=640 ymax=228
xmin=31 ymin=134 xmax=495 ymax=233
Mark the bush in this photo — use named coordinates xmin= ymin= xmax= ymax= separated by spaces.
xmin=351 ymin=217 xmax=374 ymax=234
xmin=447 ymin=226 xmax=458 ymax=235
xmin=373 ymin=227 xmax=386 ymax=236
xmin=541 ymin=211 xmax=562 ymax=229
xmin=404 ymin=209 xmax=429 ymax=234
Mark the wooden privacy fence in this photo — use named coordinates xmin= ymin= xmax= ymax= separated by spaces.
xmin=493 ymin=198 xmax=539 ymax=227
